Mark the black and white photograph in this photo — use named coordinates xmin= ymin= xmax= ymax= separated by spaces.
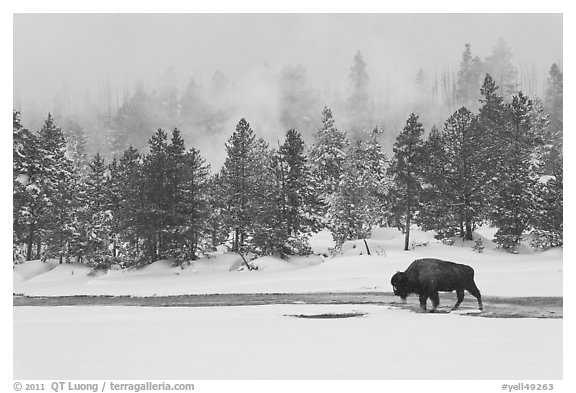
xmin=9 ymin=5 xmax=569 ymax=391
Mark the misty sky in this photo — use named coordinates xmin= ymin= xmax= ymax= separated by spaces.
xmin=14 ymin=13 xmax=562 ymax=110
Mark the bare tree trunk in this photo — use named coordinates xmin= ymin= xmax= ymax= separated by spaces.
xmin=363 ymin=239 xmax=371 ymax=255
xmin=238 ymin=251 xmax=255 ymax=271
xmin=36 ymin=236 xmax=41 ymax=260
xmin=404 ymin=200 xmax=411 ymax=251
xmin=26 ymin=223 xmax=34 ymax=261
xmin=59 ymin=230 xmax=64 ymax=264
xmin=465 ymin=219 xmax=473 ymax=241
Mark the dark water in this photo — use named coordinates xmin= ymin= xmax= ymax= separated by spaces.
xmin=13 ymin=292 xmax=562 ymax=319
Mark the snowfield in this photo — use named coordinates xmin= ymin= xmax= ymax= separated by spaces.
xmin=13 ymin=228 xmax=562 ymax=297
xmin=13 ymin=304 xmax=562 ymax=380
xmin=13 ymin=227 xmax=564 ymax=381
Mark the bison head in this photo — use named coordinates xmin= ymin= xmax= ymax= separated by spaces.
xmin=391 ymin=271 xmax=410 ymax=300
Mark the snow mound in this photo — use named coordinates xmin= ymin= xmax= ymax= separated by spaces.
xmin=286 ymin=255 xmax=324 ymax=267
xmin=13 ymin=259 xmax=59 ymax=282
xmin=188 ymin=253 xmax=243 ymax=273
xmin=248 ymin=256 xmax=299 ymax=271
xmin=25 ymin=262 xmax=92 ymax=283
xmin=308 ymin=229 xmax=335 ymax=255
xmin=133 ymin=260 xmax=175 ymax=274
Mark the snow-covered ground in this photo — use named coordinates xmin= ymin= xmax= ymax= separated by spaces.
xmin=13 ymin=228 xmax=563 ymax=297
xmin=13 ymin=304 xmax=562 ymax=380
xmin=13 ymin=227 xmax=564 ymax=380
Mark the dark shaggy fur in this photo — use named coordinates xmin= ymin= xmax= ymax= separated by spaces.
xmin=391 ymin=258 xmax=483 ymax=312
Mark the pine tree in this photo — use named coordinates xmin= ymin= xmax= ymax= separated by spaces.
xmin=63 ymin=119 xmax=88 ymax=171
xmin=456 ymin=43 xmax=484 ymax=110
xmin=417 ymin=125 xmax=454 ymax=238
xmin=490 ymin=93 xmax=542 ymax=251
xmin=276 ymin=129 xmax=320 ymax=254
xmin=544 ymin=63 xmax=563 ymax=148
xmin=387 ymin=114 xmax=426 ymax=250
xmin=115 ymin=146 xmax=146 ymax=263
xmin=36 ymin=114 xmax=76 ymax=263
xmin=165 ymin=128 xmax=187 ymax=256
xmin=175 ymin=147 xmax=211 ymax=261
xmin=477 ymin=74 xmax=508 ymax=204
xmin=309 ymin=106 xmax=349 ymax=220
xmin=111 ymin=85 xmax=160 ymax=154
xmin=107 ymin=157 xmax=122 ymax=259
xmin=221 ymin=118 xmax=260 ymax=252
xmin=13 ymin=110 xmax=40 ymax=261
xmin=251 ymin=139 xmax=284 ymax=255
xmin=206 ymin=173 xmax=229 ymax=249
xmin=142 ymin=128 xmax=170 ymax=261
xmin=418 ymin=108 xmax=484 ymax=240
xmin=485 ymin=38 xmax=517 ymax=99
xmin=329 ymin=127 xmax=389 ymax=246
xmin=82 ymin=153 xmax=114 ymax=267
xmin=531 ymin=148 xmax=562 ymax=249
xmin=347 ymin=51 xmax=373 ymax=136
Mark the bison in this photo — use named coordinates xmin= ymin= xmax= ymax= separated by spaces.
xmin=391 ymin=258 xmax=483 ymax=312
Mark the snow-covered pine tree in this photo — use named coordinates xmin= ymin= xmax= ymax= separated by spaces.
xmin=107 ymin=157 xmax=122 ymax=259
xmin=531 ymin=148 xmax=562 ymax=250
xmin=329 ymin=127 xmax=389 ymax=247
xmin=206 ymin=173 xmax=229 ymax=249
xmin=36 ymin=114 xmax=76 ymax=263
xmin=221 ymin=118 xmax=261 ymax=252
xmin=490 ymin=93 xmax=542 ymax=251
xmin=477 ymin=74 xmax=508 ymax=214
xmin=328 ymin=141 xmax=373 ymax=246
xmin=386 ymin=114 xmax=426 ymax=251
xmin=142 ymin=128 xmax=170 ymax=261
xmin=277 ymin=129 xmax=320 ymax=255
xmin=63 ymin=119 xmax=88 ymax=171
xmin=115 ymin=146 xmax=146 ymax=263
xmin=178 ymin=147 xmax=211 ymax=261
xmin=417 ymin=125 xmax=455 ymax=239
xmin=13 ymin=110 xmax=40 ymax=262
xmin=251 ymin=139 xmax=285 ymax=255
xmin=81 ymin=153 xmax=114 ymax=268
xmin=308 ymin=106 xmax=349 ymax=221
xmin=524 ymin=97 xmax=562 ymax=250
xmin=165 ymin=128 xmax=187 ymax=257
xmin=362 ymin=126 xmax=390 ymax=223
xmin=420 ymin=108 xmax=484 ymax=241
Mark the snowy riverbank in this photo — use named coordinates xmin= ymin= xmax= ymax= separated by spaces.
xmin=13 ymin=228 xmax=563 ymax=298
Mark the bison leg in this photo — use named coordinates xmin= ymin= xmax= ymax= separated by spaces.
xmin=418 ymin=293 xmax=428 ymax=312
xmin=466 ymin=282 xmax=483 ymax=311
xmin=452 ymin=288 xmax=465 ymax=311
xmin=429 ymin=291 xmax=440 ymax=312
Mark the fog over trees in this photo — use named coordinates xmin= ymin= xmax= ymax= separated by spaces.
xmin=13 ymin=14 xmax=563 ymax=266
xmin=14 ymin=14 xmax=562 ymax=169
